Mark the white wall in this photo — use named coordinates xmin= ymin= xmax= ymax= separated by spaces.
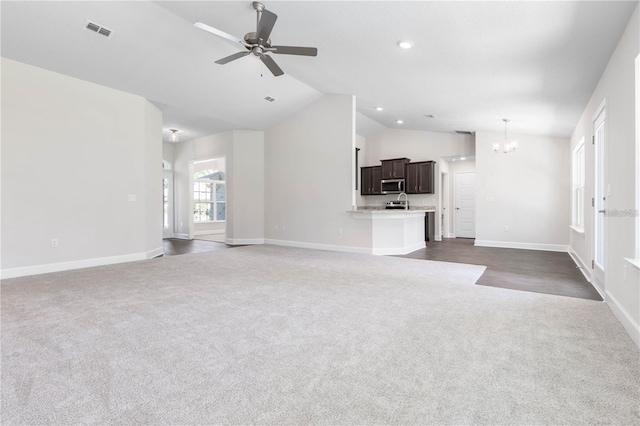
xmin=229 ymin=130 xmax=265 ymax=244
xmin=264 ymin=94 xmax=372 ymax=251
xmin=475 ymin=132 xmax=570 ymax=250
xmin=163 ymin=142 xmax=175 ymax=166
xmin=1 ymin=58 xmax=162 ymax=277
xmin=173 ymin=130 xmax=264 ymax=243
xmin=569 ymin=5 xmax=639 ymax=344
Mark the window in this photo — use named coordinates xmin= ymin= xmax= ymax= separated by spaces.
xmin=193 ymin=170 xmax=225 ymax=222
xmin=572 ymin=140 xmax=585 ymax=230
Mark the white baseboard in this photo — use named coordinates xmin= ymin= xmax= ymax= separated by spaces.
xmin=606 ymin=290 xmax=640 ymax=348
xmin=226 ymin=238 xmax=264 ymax=245
xmin=568 ymin=249 xmax=605 ymax=300
xmin=194 ymin=230 xmax=225 ymax=236
xmin=263 ymin=239 xmax=424 ymax=256
xmin=1 ymin=246 xmax=164 ymax=279
xmin=434 ymin=235 xmax=442 ymax=242
xmin=372 ymin=241 xmax=426 ymax=256
xmin=264 ymin=239 xmax=372 ymax=255
xmin=446 ymin=233 xmax=456 ymax=238
xmin=474 ymin=240 xmax=570 ymax=252
xmin=173 ymin=233 xmax=190 ymax=240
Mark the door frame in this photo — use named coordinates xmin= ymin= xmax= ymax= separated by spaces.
xmin=592 ymin=98 xmax=607 ymax=294
xmin=440 ymin=171 xmax=450 ymax=238
xmin=162 ymin=170 xmax=174 ymax=238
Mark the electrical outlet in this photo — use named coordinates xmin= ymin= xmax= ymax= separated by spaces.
xmin=504 ymin=225 xmax=509 ymax=232
xmin=338 ymin=227 xmax=343 ymax=235
xmin=128 ymin=194 xmax=136 ymax=202
xmin=51 ymin=238 xmax=58 ymax=247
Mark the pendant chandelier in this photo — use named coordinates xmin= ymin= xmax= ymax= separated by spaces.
xmin=493 ymin=119 xmax=518 ymax=153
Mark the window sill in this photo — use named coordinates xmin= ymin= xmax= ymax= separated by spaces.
xmin=624 ymin=258 xmax=640 ymax=272
xmin=570 ymin=225 xmax=585 ymax=236
xmin=195 ymin=220 xmax=226 ymax=224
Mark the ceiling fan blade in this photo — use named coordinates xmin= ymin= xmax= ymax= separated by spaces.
xmin=256 ymin=9 xmax=277 ymax=43
xmin=271 ymin=46 xmax=318 ymax=56
xmin=194 ymin=21 xmax=247 ymax=47
xmin=215 ymin=51 xmax=251 ymax=65
xmin=260 ymin=54 xmax=284 ymax=77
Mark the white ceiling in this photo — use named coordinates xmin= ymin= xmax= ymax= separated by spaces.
xmin=2 ymin=1 xmax=637 ymax=142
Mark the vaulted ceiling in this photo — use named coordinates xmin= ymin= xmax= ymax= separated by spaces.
xmin=2 ymin=1 xmax=637 ymax=142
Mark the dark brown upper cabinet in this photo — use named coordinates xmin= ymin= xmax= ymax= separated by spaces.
xmin=406 ymin=161 xmax=435 ymax=194
xmin=380 ymin=158 xmax=410 ymax=179
xmin=361 ymin=166 xmax=382 ymax=195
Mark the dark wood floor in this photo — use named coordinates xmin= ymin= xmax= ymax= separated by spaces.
xmin=162 ymin=238 xmax=233 ymax=256
xmin=401 ymin=238 xmax=601 ymax=301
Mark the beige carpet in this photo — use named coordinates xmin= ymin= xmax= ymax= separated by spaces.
xmin=1 ymin=245 xmax=639 ymax=424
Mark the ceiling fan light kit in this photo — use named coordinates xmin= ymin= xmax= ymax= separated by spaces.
xmin=194 ymin=2 xmax=318 ymax=77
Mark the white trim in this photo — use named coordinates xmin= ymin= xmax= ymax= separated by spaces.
xmin=263 ymin=239 xmax=424 ymax=256
xmin=568 ymin=249 xmax=591 ymax=282
xmin=173 ymin=233 xmax=190 ymax=239
xmin=606 ymin=290 xmax=640 ymax=348
xmin=569 ymin=225 xmax=585 ymax=236
xmin=591 ymin=97 xmax=607 ymax=121
xmin=624 ymin=258 xmax=640 ymax=272
xmin=1 ymin=247 xmax=164 ymax=279
xmin=445 ymin=233 xmax=456 ymax=238
xmin=372 ymin=241 xmax=425 ymax=256
xmin=194 ymin=229 xmax=225 ymax=236
xmin=474 ymin=240 xmax=569 ymax=252
xmin=226 ymin=238 xmax=264 ymax=245
xmin=567 ymin=249 xmax=606 ymax=299
xmin=264 ymin=239 xmax=372 ymax=255
xmin=434 ymin=235 xmax=442 ymax=242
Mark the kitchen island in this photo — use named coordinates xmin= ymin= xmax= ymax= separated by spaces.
xmin=348 ymin=206 xmax=436 ymax=255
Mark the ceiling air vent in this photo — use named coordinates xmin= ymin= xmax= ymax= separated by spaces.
xmin=455 ymin=130 xmax=473 ymax=135
xmin=264 ymin=96 xmax=276 ymax=103
xmin=85 ymin=20 xmax=113 ymax=38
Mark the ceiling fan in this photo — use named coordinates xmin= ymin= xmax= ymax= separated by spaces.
xmin=194 ymin=1 xmax=318 ymax=77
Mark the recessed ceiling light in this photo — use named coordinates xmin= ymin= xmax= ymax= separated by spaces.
xmin=396 ymin=120 xmax=404 ymax=124
xmin=375 ymin=107 xmax=383 ymax=111
xmin=398 ymin=40 xmax=413 ymax=49
xmin=460 ymin=157 xmax=466 ymax=160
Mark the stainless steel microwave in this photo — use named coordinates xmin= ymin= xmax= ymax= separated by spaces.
xmin=381 ymin=179 xmax=405 ymax=194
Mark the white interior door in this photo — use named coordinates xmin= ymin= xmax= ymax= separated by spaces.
xmin=593 ymin=104 xmax=607 ymax=292
xmin=455 ymin=172 xmax=475 ymax=238
xmin=162 ymin=171 xmax=174 ymax=238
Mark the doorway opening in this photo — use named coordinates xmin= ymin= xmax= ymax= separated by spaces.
xmin=162 ymin=160 xmax=174 ymax=239
xmin=189 ymin=157 xmax=227 ymax=243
